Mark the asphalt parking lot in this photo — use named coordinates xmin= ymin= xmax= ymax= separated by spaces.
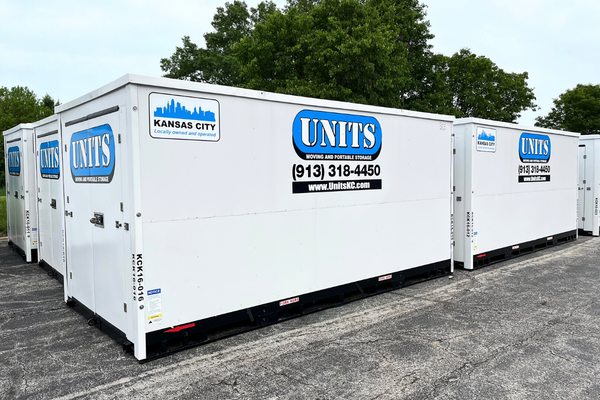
xmin=1 ymin=235 xmax=599 ymax=399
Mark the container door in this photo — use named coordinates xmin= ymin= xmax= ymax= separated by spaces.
xmin=89 ymin=113 xmax=126 ymax=333
xmin=578 ymin=145 xmax=586 ymax=230
xmin=64 ymin=108 xmax=126 ymax=333
xmin=6 ymin=139 xmax=25 ymax=251
xmin=64 ymin=126 xmax=96 ymax=311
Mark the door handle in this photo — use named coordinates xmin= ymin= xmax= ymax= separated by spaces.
xmin=91 ymin=212 xmax=105 ymax=228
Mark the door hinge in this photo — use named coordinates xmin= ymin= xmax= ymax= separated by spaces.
xmin=583 ymin=180 xmax=586 ymax=184
xmin=120 ymin=202 xmax=124 ymax=212
xmin=123 ymin=223 xmax=129 ymax=231
xmin=453 ymin=149 xmax=456 ymax=154
xmin=124 ymin=303 xmax=127 ymax=313
xmin=118 ymin=134 xmax=121 ymax=143
xmin=115 ymin=221 xmax=122 ymax=229
xmin=584 ymin=155 xmax=587 ymax=159
xmin=582 ymin=217 xmax=586 ymax=221
xmin=65 ymin=211 xmax=73 ymax=217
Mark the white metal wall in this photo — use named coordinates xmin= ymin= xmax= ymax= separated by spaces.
xmin=455 ymin=119 xmax=579 ymax=269
xmin=578 ymin=136 xmax=600 ymax=235
xmin=133 ymin=84 xmax=454 ymax=333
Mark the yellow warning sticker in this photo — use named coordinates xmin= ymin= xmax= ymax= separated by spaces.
xmin=148 ymin=314 xmax=162 ymax=320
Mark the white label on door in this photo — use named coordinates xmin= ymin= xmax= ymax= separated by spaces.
xmin=147 ymin=288 xmax=163 ymax=325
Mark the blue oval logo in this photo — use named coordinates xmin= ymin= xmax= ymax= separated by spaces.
xmin=7 ymin=146 xmax=20 ymax=176
xmin=70 ymin=124 xmax=115 ymax=183
xmin=39 ymin=140 xmax=60 ymax=180
xmin=292 ymin=110 xmax=382 ymax=161
xmin=519 ymin=133 xmax=551 ymax=163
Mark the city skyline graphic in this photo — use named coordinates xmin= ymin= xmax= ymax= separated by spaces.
xmin=154 ymin=98 xmax=216 ymax=121
xmin=478 ymin=130 xmax=495 ymax=141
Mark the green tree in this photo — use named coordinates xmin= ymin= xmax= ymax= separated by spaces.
xmin=0 ymin=86 xmax=58 ymax=182
xmin=160 ymin=0 xmax=276 ymax=85
xmin=234 ymin=0 xmax=432 ymax=108
xmin=535 ymin=84 xmax=600 ymax=135
xmin=406 ymin=49 xmax=537 ymax=122
xmin=161 ymin=1 xmax=537 ymax=122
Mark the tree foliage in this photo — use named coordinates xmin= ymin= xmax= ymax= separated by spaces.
xmin=161 ymin=0 xmax=537 ymax=122
xmin=233 ymin=0 xmax=432 ymax=108
xmin=535 ymin=84 xmax=600 ymax=135
xmin=160 ymin=1 xmax=277 ymax=86
xmin=0 ymin=86 xmax=58 ymax=182
xmin=406 ymin=49 xmax=537 ymax=122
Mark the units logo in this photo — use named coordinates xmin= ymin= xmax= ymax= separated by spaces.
xmin=70 ymin=124 xmax=115 ymax=183
xmin=39 ymin=140 xmax=60 ymax=179
xmin=476 ymin=127 xmax=496 ymax=152
xmin=519 ymin=133 xmax=551 ymax=163
xmin=7 ymin=146 xmax=20 ymax=176
xmin=150 ymin=93 xmax=220 ymax=141
xmin=292 ymin=110 xmax=382 ymax=161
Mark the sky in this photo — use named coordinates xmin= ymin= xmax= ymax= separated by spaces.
xmin=1 ymin=0 xmax=599 ymax=127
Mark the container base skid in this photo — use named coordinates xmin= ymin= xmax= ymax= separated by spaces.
xmin=7 ymin=241 xmax=37 ymax=263
xmin=69 ymin=259 xmax=451 ymax=362
xmin=578 ymin=228 xmax=599 ymax=237
xmin=456 ymin=230 xmax=577 ymax=270
xmin=38 ymin=260 xmax=64 ymax=284
xmin=66 ymin=299 xmax=132 ymax=352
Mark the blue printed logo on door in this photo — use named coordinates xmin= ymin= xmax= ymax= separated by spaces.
xmin=7 ymin=146 xmax=20 ymax=176
xmin=39 ymin=140 xmax=60 ymax=179
xmin=70 ymin=124 xmax=115 ymax=183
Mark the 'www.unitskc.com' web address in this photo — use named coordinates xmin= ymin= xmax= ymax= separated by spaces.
xmin=308 ymin=181 xmax=371 ymax=192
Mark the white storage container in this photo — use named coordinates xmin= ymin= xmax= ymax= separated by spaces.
xmin=56 ymin=74 xmax=454 ymax=361
xmin=454 ymin=118 xmax=579 ymax=270
xmin=3 ymin=123 xmax=38 ymax=262
xmin=33 ymin=115 xmax=67 ymax=284
xmin=577 ymin=135 xmax=600 ymax=236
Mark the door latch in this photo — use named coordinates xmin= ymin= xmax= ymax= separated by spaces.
xmin=91 ymin=212 xmax=104 ymax=228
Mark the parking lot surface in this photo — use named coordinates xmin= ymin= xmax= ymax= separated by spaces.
xmin=1 ymin=236 xmax=599 ymax=399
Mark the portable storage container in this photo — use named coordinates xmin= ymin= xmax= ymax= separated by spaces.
xmin=577 ymin=135 xmax=600 ymax=236
xmin=33 ymin=115 xmax=67 ymax=283
xmin=454 ymin=118 xmax=579 ymax=270
xmin=3 ymin=123 xmax=38 ymax=262
xmin=56 ymin=74 xmax=454 ymax=361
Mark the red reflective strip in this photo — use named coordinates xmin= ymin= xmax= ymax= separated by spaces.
xmin=477 ymin=254 xmax=487 ymax=258
xmin=165 ymin=323 xmax=196 ymax=333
